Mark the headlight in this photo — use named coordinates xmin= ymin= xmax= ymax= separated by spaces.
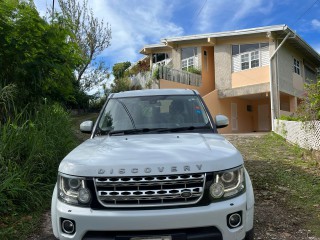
xmin=209 ymin=166 xmax=245 ymax=199
xmin=58 ymin=173 xmax=91 ymax=206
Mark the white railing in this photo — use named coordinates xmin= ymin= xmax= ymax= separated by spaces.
xmin=274 ymin=119 xmax=320 ymax=150
xmin=181 ymin=56 xmax=198 ymax=70
xmin=152 ymin=59 xmax=172 ymax=70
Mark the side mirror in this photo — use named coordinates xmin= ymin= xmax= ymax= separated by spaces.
xmin=80 ymin=121 xmax=94 ymax=133
xmin=215 ymin=115 xmax=229 ymax=128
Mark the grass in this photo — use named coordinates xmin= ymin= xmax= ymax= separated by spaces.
xmin=0 ymin=104 xmax=77 ymax=239
xmin=0 ymin=110 xmax=99 ymax=239
xmin=231 ymin=133 xmax=320 ymax=236
xmin=0 ymin=207 xmax=46 ymax=239
xmin=70 ymin=112 xmax=99 ymax=143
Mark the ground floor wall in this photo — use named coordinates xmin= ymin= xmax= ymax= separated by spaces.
xmin=159 ymin=80 xmax=272 ymax=133
xmin=203 ymin=90 xmax=271 ymax=134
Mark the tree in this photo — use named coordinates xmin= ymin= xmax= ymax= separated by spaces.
xmin=0 ymin=0 xmax=83 ymax=107
xmin=297 ymin=80 xmax=320 ymax=121
xmin=110 ymin=78 xmax=131 ymax=93
xmin=57 ymin=0 xmax=112 ymax=91
xmin=109 ymin=61 xmax=132 ymax=93
xmin=113 ymin=61 xmax=131 ymax=79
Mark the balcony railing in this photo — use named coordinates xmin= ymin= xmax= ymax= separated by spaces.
xmin=158 ymin=66 xmax=202 ymax=87
xmin=152 ymin=59 xmax=172 ymax=69
xmin=181 ymin=56 xmax=198 ymax=70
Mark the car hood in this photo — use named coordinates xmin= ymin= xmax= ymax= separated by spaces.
xmin=59 ymin=133 xmax=243 ymax=177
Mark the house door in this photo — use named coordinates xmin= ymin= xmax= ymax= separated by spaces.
xmin=258 ymin=104 xmax=271 ymax=131
xmin=231 ymin=103 xmax=238 ymax=131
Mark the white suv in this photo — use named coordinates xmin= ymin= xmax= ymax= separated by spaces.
xmin=51 ymin=89 xmax=254 ymax=240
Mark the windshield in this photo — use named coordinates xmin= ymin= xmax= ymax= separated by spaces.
xmin=97 ymin=95 xmax=212 ymax=135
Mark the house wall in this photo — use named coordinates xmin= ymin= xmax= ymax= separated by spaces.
xmin=232 ymin=66 xmax=270 ymax=88
xmin=214 ymin=45 xmax=232 ymax=90
xmin=251 ymin=98 xmax=271 ymax=131
xmin=172 ymin=48 xmax=181 ymax=70
xmin=203 ymin=90 xmax=260 ymax=134
xmin=196 ymin=46 xmax=202 ymax=69
xmin=160 ymin=79 xmax=203 ymax=94
xmin=277 ymin=42 xmax=306 ymax=97
xmin=201 ymin=46 xmax=215 ymax=95
xmin=215 ymin=35 xmax=272 ymax=92
xmin=215 ymin=35 xmax=270 ymax=45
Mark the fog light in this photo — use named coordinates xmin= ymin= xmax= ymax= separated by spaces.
xmin=78 ymin=188 xmax=91 ymax=204
xmin=61 ymin=219 xmax=75 ymax=234
xmin=209 ymin=182 xmax=224 ymax=198
xmin=228 ymin=212 xmax=242 ymax=228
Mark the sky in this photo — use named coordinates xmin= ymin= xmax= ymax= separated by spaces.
xmin=33 ymin=0 xmax=320 ymax=91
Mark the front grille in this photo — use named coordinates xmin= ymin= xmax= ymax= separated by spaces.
xmin=94 ymin=173 xmax=206 ymax=207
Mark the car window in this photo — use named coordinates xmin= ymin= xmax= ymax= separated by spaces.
xmin=98 ymin=95 xmax=211 ymax=134
xmin=98 ymin=99 xmax=133 ymax=132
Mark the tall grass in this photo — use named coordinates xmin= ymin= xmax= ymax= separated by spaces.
xmin=0 ymin=103 xmax=77 ymax=215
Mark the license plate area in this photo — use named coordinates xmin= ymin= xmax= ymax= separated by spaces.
xmin=130 ymin=236 xmax=172 ymax=240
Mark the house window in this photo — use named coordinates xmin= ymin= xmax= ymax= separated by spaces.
xmin=241 ymin=53 xmax=249 ymax=70
xmin=294 ymin=58 xmax=300 ymax=75
xmin=251 ymin=51 xmax=259 ymax=68
xmin=152 ymin=53 xmax=169 ymax=64
xmin=232 ymin=43 xmax=269 ymax=72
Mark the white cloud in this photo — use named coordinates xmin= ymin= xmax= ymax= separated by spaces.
xmin=196 ymin=0 xmax=275 ymax=33
xmin=89 ymin=0 xmax=184 ymax=64
xmin=34 ymin=0 xmax=184 ymax=66
xmin=311 ymin=19 xmax=320 ymax=29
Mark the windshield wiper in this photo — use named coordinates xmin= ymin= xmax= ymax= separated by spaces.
xmin=157 ymin=126 xmax=211 ymax=133
xmin=107 ymin=126 xmax=211 ymax=136
xmin=108 ymin=128 xmax=167 ymax=136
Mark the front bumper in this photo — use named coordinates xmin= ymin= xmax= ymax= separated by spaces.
xmin=52 ymin=185 xmax=254 ymax=240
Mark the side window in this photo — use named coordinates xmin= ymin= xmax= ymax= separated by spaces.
xmin=294 ymin=58 xmax=300 ymax=75
xmin=99 ymin=100 xmax=133 ymax=131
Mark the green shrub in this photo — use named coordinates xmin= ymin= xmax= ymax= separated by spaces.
xmin=0 ymin=103 xmax=76 ymax=215
xmin=297 ymin=82 xmax=320 ymax=121
xmin=187 ymin=67 xmax=201 ymax=75
xmin=152 ymin=67 xmax=160 ymax=80
xmin=279 ymin=115 xmax=300 ymax=121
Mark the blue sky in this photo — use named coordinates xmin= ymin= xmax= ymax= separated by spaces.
xmin=33 ymin=0 xmax=320 ymax=90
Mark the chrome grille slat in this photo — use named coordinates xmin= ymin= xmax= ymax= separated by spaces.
xmin=94 ymin=173 xmax=206 ymax=207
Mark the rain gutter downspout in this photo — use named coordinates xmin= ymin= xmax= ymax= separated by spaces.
xmin=269 ymin=29 xmax=292 ymax=131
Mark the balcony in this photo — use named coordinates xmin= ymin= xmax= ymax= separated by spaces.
xmin=158 ymin=66 xmax=202 ymax=87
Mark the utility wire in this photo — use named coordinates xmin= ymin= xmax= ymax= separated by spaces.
xmin=292 ymin=0 xmax=320 ymax=27
xmin=193 ymin=0 xmax=207 ymax=20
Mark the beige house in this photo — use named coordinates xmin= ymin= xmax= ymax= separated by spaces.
xmin=138 ymin=25 xmax=320 ymax=133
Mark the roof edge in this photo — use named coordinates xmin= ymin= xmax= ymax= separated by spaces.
xmin=285 ymin=26 xmax=320 ymax=62
xmin=161 ymin=24 xmax=286 ymax=43
xmin=139 ymin=43 xmax=167 ymax=54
